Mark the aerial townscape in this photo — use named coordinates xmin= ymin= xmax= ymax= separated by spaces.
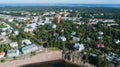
xmin=0 ymin=3 xmax=120 ymax=67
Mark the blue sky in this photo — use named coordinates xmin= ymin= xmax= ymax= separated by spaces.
xmin=0 ymin=0 xmax=120 ymax=4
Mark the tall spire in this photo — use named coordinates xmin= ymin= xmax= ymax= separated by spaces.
xmin=57 ymin=16 xmax=61 ymax=24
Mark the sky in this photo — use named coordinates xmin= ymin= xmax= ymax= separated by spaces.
xmin=0 ymin=0 xmax=120 ymax=4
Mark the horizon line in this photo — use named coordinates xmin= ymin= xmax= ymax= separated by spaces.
xmin=0 ymin=3 xmax=120 ymax=4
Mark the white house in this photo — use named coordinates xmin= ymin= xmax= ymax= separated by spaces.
xmin=53 ymin=32 xmax=59 ymax=37
xmin=98 ymin=31 xmax=104 ymax=35
xmin=72 ymin=36 xmax=80 ymax=42
xmin=61 ymin=29 xmax=64 ymax=32
xmin=9 ymin=42 xmax=18 ymax=48
xmin=0 ymin=32 xmax=6 ymax=36
xmin=8 ymin=18 xmax=14 ymax=22
xmin=58 ymin=36 xmax=66 ymax=41
xmin=21 ymin=44 xmax=38 ymax=54
xmin=1 ymin=28 xmax=7 ymax=31
xmin=16 ymin=17 xmax=26 ymax=22
xmin=74 ymin=43 xmax=85 ymax=52
xmin=51 ymin=11 xmax=55 ymax=15
xmin=71 ymin=31 xmax=76 ymax=35
xmin=114 ymin=39 xmax=120 ymax=44
xmin=43 ymin=12 xmax=50 ymax=16
xmin=97 ymin=36 xmax=103 ymax=40
xmin=37 ymin=20 xmax=45 ymax=25
xmin=13 ymin=30 xmax=19 ymax=35
xmin=73 ymin=22 xmax=84 ymax=25
xmin=22 ymin=39 xmax=32 ymax=45
xmin=44 ymin=17 xmax=52 ymax=24
xmin=50 ymin=24 xmax=57 ymax=29
xmin=103 ymin=19 xmax=115 ymax=23
xmin=0 ymin=52 xmax=5 ymax=58
xmin=7 ymin=49 xmax=19 ymax=57
xmin=90 ymin=53 xmax=97 ymax=57
xmin=37 ymin=19 xmax=52 ymax=26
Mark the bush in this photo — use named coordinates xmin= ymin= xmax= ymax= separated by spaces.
xmin=0 ymin=59 xmax=5 ymax=62
xmin=31 ymin=52 xmax=36 ymax=56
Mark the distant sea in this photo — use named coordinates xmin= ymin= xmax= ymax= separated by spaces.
xmin=0 ymin=3 xmax=120 ymax=8
xmin=20 ymin=60 xmax=82 ymax=67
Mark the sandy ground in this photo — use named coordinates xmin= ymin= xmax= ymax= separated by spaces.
xmin=0 ymin=51 xmax=62 ymax=67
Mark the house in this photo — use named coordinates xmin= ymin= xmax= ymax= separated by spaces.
xmin=58 ymin=36 xmax=66 ymax=41
xmin=107 ymin=23 xmax=119 ymax=27
xmin=106 ymin=52 xmax=119 ymax=62
xmin=44 ymin=18 xmax=52 ymax=24
xmin=114 ymin=39 xmax=120 ymax=44
xmin=90 ymin=53 xmax=97 ymax=57
xmin=86 ymin=37 xmax=91 ymax=41
xmin=12 ymin=30 xmax=19 ymax=35
xmin=89 ymin=19 xmax=103 ymax=23
xmin=16 ymin=17 xmax=26 ymax=22
xmin=24 ymin=27 xmax=34 ymax=32
xmin=43 ymin=12 xmax=50 ymax=16
xmin=72 ymin=36 xmax=80 ymax=42
xmin=7 ymin=49 xmax=19 ymax=57
xmin=97 ymin=36 xmax=103 ymax=40
xmin=8 ymin=18 xmax=14 ymax=22
xmin=73 ymin=22 xmax=84 ymax=25
xmin=61 ymin=29 xmax=64 ymax=32
xmin=71 ymin=31 xmax=76 ymax=35
xmin=1 ymin=28 xmax=7 ymax=31
xmin=16 ymin=23 xmax=21 ymax=28
xmin=50 ymin=24 xmax=57 ymax=29
xmin=50 ymin=11 xmax=55 ymax=15
xmin=53 ymin=32 xmax=59 ymax=37
xmin=24 ymin=28 xmax=28 ymax=32
xmin=37 ymin=21 xmax=45 ymax=26
xmin=116 ymin=57 xmax=120 ymax=62
xmin=87 ymin=22 xmax=97 ymax=25
xmin=37 ymin=18 xmax=52 ymax=26
xmin=103 ymin=19 xmax=115 ymax=23
xmin=0 ymin=31 xmax=6 ymax=36
xmin=22 ymin=39 xmax=32 ymax=45
xmin=74 ymin=43 xmax=85 ymax=52
xmin=0 ymin=52 xmax=5 ymax=58
xmin=9 ymin=42 xmax=18 ymax=48
xmin=98 ymin=31 xmax=104 ymax=35
xmin=21 ymin=44 xmax=38 ymax=54
xmin=97 ymin=43 xmax=104 ymax=48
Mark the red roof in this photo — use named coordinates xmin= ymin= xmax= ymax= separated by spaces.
xmin=53 ymin=32 xmax=59 ymax=36
xmin=97 ymin=43 xmax=104 ymax=48
xmin=0 ymin=52 xmax=5 ymax=56
xmin=88 ymin=22 xmax=97 ymax=25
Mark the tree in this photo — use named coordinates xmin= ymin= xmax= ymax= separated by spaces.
xmin=0 ymin=59 xmax=5 ymax=62
xmin=0 ymin=44 xmax=11 ymax=52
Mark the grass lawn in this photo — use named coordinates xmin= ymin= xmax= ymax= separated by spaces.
xmin=0 ymin=38 xmax=3 ymax=41
xmin=0 ymin=24 xmax=5 ymax=28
